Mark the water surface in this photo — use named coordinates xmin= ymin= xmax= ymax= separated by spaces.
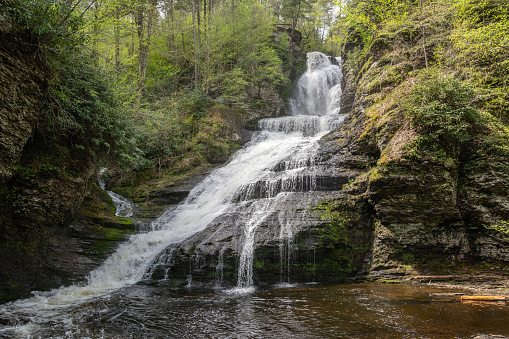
xmin=3 ymin=283 xmax=508 ymax=338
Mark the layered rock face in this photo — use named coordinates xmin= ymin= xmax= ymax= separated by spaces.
xmin=0 ymin=16 xmax=46 ymax=183
xmin=144 ymin=162 xmax=366 ymax=287
xmin=320 ymin=24 xmax=509 ymax=278
xmin=0 ymin=19 xmax=132 ymax=302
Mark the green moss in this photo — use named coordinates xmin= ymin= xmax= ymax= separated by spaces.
xmin=376 ymin=278 xmax=402 ymax=284
xmin=484 ymin=220 xmax=509 ymax=239
xmin=254 ymin=258 xmax=265 ymax=270
xmin=88 ymin=225 xmax=134 ymax=260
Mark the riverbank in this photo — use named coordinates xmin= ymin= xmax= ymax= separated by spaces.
xmin=416 ymin=276 xmax=509 ymax=298
xmin=370 ymin=272 xmax=509 ymax=298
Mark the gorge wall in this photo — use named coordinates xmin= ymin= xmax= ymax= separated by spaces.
xmin=0 ymin=16 xmax=134 ymax=303
xmin=2 ymin=0 xmax=509 ymax=301
xmin=316 ymin=3 xmax=509 ymax=280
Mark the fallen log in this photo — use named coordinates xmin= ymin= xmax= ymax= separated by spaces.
xmin=461 ymin=296 xmax=507 ymax=301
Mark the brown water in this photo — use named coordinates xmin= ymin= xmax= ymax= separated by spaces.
xmin=1 ymin=282 xmax=509 ymax=338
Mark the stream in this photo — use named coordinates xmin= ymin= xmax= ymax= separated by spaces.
xmin=2 ymin=283 xmax=509 ymax=338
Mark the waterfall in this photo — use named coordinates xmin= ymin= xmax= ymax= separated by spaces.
xmin=232 ymin=52 xmax=343 ymax=289
xmin=97 ymin=168 xmax=133 ymax=218
xmin=0 ymin=52 xmax=343 ymax=322
xmin=288 ymin=53 xmax=342 ymax=117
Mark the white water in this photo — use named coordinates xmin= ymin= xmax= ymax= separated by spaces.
xmin=97 ymin=168 xmax=133 ymax=217
xmin=232 ymin=52 xmax=343 ymax=288
xmin=0 ymin=52 xmax=343 ymax=333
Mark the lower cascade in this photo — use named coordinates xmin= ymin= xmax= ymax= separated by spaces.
xmin=0 ymin=52 xmax=346 ymax=332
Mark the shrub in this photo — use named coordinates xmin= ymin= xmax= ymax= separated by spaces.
xmin=44 ymin=51 xmax=140 ymax=165
xmin=1 ymin=0 xmax=86 ymax=46
xmin=403 ymin=70 xmax=479 ymax=144
xmin=177 ymin=88 xmax=211 ymax=119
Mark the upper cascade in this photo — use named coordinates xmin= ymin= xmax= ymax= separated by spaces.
xmin=289 ymin=51 xmax=342 ymax=117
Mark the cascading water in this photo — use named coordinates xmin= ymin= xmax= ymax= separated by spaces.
xmin=232 ymin=51 xmax=343 ymax=288
xmin=97 ymin=168 xmax=133 ymax=218
xmin=0 ymin=52 xmax=343 ymax=336
xmin=145 ymin=51 xmax=344 ymax=291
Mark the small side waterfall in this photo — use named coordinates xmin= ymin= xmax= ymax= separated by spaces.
xmin=97 ymin=168 xmax=133 ymax=217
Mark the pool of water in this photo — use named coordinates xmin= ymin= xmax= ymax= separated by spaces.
xmin=2 ymin=282 xmax=508 ymax=338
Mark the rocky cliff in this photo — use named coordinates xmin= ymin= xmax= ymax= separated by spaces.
xmin=319 ymin=0 xmax=509 ymax=281
xmin=0 ymin=16 xmax=133 ymax=303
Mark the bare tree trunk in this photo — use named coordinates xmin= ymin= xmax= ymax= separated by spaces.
xmin=92 ymin=2 xmax=100 ymax=62
xmin=293 ymin=0 xmax=301 ymax=32
xmin=168 ymin=0 xmax=178 ymax=94
xmin=205 ymin=0 xmax=212 ymax=93
xmin=135 ymin=0 xmax=156 ymax=103
xmin=203 ymin=0 xmax=207 ymax=24
xmin=182 ymin=28 xmax=185 ymax=54
xmin=232 ymin=0 xmax=235 ymax=21
xmin=419 ymin=0 xmax=428 ymax=68
xmin=115 ymin=8 xmax=121 ymax=72
xmin=192 ymin=0 xmax=201 ymax=87
xmin=197 ymin=0 xmax=201 ymax=60
xmin=135 ymin=2 xmax=145 ymax=105
xmin=130 ymin=18 xmax=135 ymax=58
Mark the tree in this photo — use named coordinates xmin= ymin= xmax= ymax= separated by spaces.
xmin=279 ymin=0 xmax=317 ymax=31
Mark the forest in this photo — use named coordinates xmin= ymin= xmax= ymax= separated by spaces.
xmin=1 ymin=0 xmax=341 ymax=192
xmin=2 ymin=0 xmax=508 ymax=195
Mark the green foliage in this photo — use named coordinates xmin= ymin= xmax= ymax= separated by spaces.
xmin=241 ymin=47 xmax=289 ymax=95
xmin=134 ymin=100 xmax=189 ymax=167
xmin=177 ymin=88 xmax=211 ymax=119
xmin=219 ymin=67 xmax=249 ymax=100
xmin=451 ymin=0 xmax=509 ymax=120
xmin=330 ymin=0 xmax=411 ymax=56
xmin=2 ymin=0 xmax=139 ymax=166
xmin=343 ymin=46 xmax=364 ymax=74
xmin=344 ymin=1 xmax=377 ymax=48
xmin=45 ymin=51 xmax=140 ymax=165
xmin=1 ymin=0 xmax=86 ymax=45
xmin=124 ymin=100 xmax=243 ymax=199
xmin=278 ymin=0 xmax=317 ymax=29
xmin=403 ymin=70 xmax=478 ymax=144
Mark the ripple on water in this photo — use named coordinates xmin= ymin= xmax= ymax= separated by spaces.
xmin=2 ymin=283 xmax=509 ymax=338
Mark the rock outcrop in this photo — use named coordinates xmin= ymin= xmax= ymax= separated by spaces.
xmin=0 ymin=17 xmax=133 ymax=303
xmin=318 ymin=7 xmax=509 ymax=280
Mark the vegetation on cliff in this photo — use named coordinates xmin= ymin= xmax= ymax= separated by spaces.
xmin=318 ymin=0 xmax=509 ymax=280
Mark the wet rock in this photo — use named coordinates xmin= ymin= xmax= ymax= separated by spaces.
xmin=0 ymin=20 xmax=137 ymax=302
